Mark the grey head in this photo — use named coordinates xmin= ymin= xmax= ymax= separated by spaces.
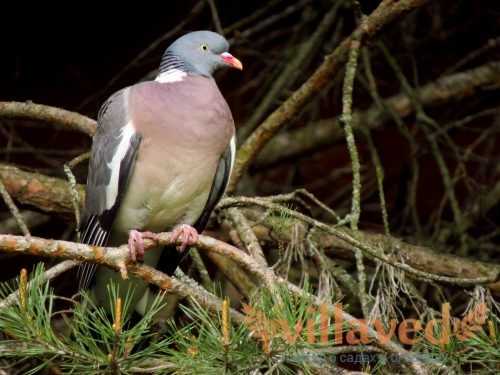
xmin=159 ymin=30 xmax=243 ymax=77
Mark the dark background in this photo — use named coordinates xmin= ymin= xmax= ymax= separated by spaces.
xmin=0 ymin=0 xmax=500 ymax=281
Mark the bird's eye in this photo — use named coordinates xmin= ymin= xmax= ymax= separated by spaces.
xmin=201 ymin=44 xmax=208 ymax=51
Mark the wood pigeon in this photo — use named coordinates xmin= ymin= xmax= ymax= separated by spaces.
xmin=77 ymin=30 xmax=242 ymax=314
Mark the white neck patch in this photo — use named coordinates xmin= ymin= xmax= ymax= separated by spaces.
xmin=155 ymin=69 xmax=187 ymax=83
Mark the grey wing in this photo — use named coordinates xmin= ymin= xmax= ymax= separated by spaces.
xmin=156 ymin=136 xmax=235 ymax=276
xmin=78 ymin=89 xmax=142 ymax=290
xmin=194 ymin=135 xmax=236 ymax=232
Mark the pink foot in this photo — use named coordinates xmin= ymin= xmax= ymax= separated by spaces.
xmin=170 ymin=224 xmax=199 ymax=253
xmin=128 ymin=230 xmax=158 ymax=262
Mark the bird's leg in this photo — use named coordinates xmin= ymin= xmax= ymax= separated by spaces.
xmin=170 ymin=224 xmax=199 ymax=253
xmin=128 ymin=230 xmax=158 ymax=262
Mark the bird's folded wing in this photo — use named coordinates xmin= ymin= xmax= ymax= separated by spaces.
xmin=194 ymin=135 xmax=235 ymax=232
xmin=78 ymin=89 xmax=142 ymax=290
xmin=156 ymin=135 xmax=235 ymax=276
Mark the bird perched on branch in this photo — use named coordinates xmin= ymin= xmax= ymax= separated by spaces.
xmin=77 ymin=30 xmax=242 ymax=314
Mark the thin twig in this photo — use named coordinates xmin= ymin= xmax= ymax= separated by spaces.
xmin=207 ymin=0 xmax=224 ymax=35
xmin=219 ymin=197 xmax=499 ymax=286
xmin=223 ymin=0 xmax=283 ymax=35
xmin=0 ymin=211 xmax=48 ymax=235
xmin=228 ymin=0 xmax=314 ymax=45
xmin=341 ymin=39 xmax=362 ymax=230
xmin=445 ymin=35 xmax=500 ymax=74
xmin=0 ymin=178 xmax=30 ymax=237
xmin=226 ymin=207 xmax=268 ymax=267
xmin=361 ymin=49 xmax=390 ymax=235
xmin=379 ymin=43 xmax=468 ymax=253
xmin=0 ymin=125 xmax=61 ymax=168
xmin=63 ymin=169 xmax=81 ymax=241
xmin=189 ymin=247 xmax=212 ymax=290
xmin=340 ymin=29 xmax=368 ymax=317
xmin=63 ymin=152 xmax=89 ymax=242
xmin=364 ymin=132 xmax=390 ymax=234
xmin=0 ymin=260 xmax=79 ymax=310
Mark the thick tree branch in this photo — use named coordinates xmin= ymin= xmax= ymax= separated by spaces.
xmin=220 ymin=197 xmax=500 ymax=288
xmin=1 ymin=163 xmax=499 ymax=293
xmin=0 ymin=232 xmax=429 ymax=374
xmin=0 ymin=233 xmax=245 ymax=323
xmin=256 ymin=61 xmax=500 ymax=168
xmin=0 ymin=102 xmax=96 ymax=136
xmin=250 ymin=220 xmax=500 ymax=294
xmin=227 ymin=0 xmax=430 ymax=192
xmin=0 ymin=163 xmax=84 ymax=215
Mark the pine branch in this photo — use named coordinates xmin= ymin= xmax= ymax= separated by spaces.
xmin=0 ymin=233 xmax=245 ymax=324
xmin=219 ymin=197 xmax=500 ymax=288
xmin=0 ymin=232 xmax=433 ymax=374
xmin=0 ymin=161 xmax=498 ymax=294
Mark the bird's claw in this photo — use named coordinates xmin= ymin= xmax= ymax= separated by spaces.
xmin=170 ymin=224 xmax=199 ymax=253
xmin=128 ymin=230 xmax=158 ymax=262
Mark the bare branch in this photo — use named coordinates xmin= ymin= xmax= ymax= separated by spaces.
xmin=0 ymin=101 xmax=96 ymax=136
xmin=0 ymin=163 xmax=84 ymax=215
xmin=0 ymin=178 xmax=31 ymax=237
xmin=256 ymin=61 xmax=500 ymax=168
xmin=0 ymin=233 xmax=245 ymax=323
xmin=207 ymin=0 xmax=224 ymax=35
xmin=220 ymin=196 xmax=500 ymax=287
xmin=226 ymin=207 xmax=267 ymax=267
xmin=0 ymin=232 xmax=429 ymax=374
xmin=228 ymin=0 xmax=431 ymax=192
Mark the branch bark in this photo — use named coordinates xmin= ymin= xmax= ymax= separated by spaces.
xmin=255 ymin=61 xmax=500 ymax=168
xmin=0 ymin=102 xmax=96 ymax=136
xmin=0 ymin=233 xmax=245 ymax=323
xmin=220 ymin=197 xmax=500 ymax=289
xmin=250 ymin=220 xmax=500 ymax=294
xmin=227 ymin=0 xmax=431 ymax=192
xmin=0 ymin=163 xmax=84 ymax=215
xmin=0 ymin=232 xmax=430 ymax=374
xmin=1 ymin=163 xmax=499 ymax=293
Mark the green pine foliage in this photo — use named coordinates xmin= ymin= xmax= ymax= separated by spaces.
xmin=0 ymin=266 xmax=340 ymax=374
xmin=1 ymin=264 xmax=500 ymax=374
xmin=0 ymin=264 xmax=173 ymax=374
xmin=413 ymin=311 xmax=500 ymax=373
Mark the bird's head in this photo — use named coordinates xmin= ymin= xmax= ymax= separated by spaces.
xmin=162 ymin=30 xmax=243 ymax=77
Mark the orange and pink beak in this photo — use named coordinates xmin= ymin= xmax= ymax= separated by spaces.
xmin=221 ymin=52 xmax=243 ymax=70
